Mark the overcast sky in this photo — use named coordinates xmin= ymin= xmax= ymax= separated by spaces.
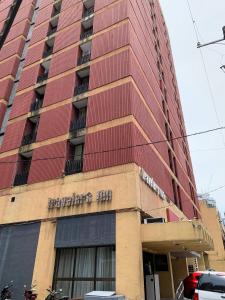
xmin=160 ymin=0 xmax=225 ymax=214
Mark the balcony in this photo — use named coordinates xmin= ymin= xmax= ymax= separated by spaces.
xmin=83 ymin=6 xmax=94 ymax=18
xmin=37 ymin=72 xmax=48 ymax=83
xmin=21 ymin=132 xmax=36 ymax=146
xmin=48 ymin=26 xmax=57 ymax=36
xmin=43 ymin=48 xmax=53 ymax=58
xmin=65 ymin=159 xmax=83 ymax=175
xmin=74 ymin=82 xmax=89 ymax=96
xmin=78 ymin=52 xmax=91 ymax=65
xmin=30 ymin=98 xmax=43 ymax=112
xmin=51 ymin=8 xmax=60 ymax=18
xmin=80 ymin=28 xmax=93 ymax=40
xmin=14 ymin=171 xmax=29 ymax=186
xmin=70 ymin=117 xmax=86 ymax=132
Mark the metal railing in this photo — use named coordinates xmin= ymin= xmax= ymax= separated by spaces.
xmin=74 ymin=82 xmax=89 ymax=95
xmin=37 ymin=72 xmax=48 ymax=83
xmin=48 ymin=26 xmax=57 ymax=36
xmin=83 ymin=6 xmax=94 ymax=18
xmin=70 ymin=117 xmax=86 ymax=132
xmin=78 ymin=52 xmax=91 ymax=65
xmin=175 ymin=281 xmax=184 ymax=300
xmin=80 ymin=28 xmax=93 ymax=40
xmin=43 ymin=48 xmax=53 ymax=58
xmin=14 ymin=171 xmax=29 ymax=186
xmin=21 ymin=132 xmax=36 ymax=146
xmin=65 ymin=159 xmax=83 ymax=175
xmin=30 ymin=99 xmax=43 ymax=112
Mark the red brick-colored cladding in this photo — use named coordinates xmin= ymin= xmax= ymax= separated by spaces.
xmin=0 ymin=6 xmax=10 ymax=22
xmin=17 ymin=64 xmax=40 ymax=91
xmin=0 ymin=154 xmax=18 ymax=189
xmin=0 ymin=78 xmax=14 ymax=101
xmin=0 ymin=119 xmax=26 ymax=152
xmin=0 ymin=103 xmax=7 ymax=128
xmin=28 ymin=140 xmax=67 ymax=184
xmin=38 ymin=0 xmax=53 ymax=10
xmin=10 ymin=90 xmax=35 ymax=119
xmin=24 ymin=42 xmax=45 ymax=66
xmin=93 ymin=0 xmax=128 ymax=34
xmin=13 ymin=1 xmax=34 ymax=25
xmin=83 ymin=123 xmax=134 ymax=172
xmin=87 ymin=82 xmax=168 ymax=164
xmin=0 ymin=0 xmax=13 ymax=12
xmin=43 ymin=73 xmax=75 ymax=106
xmin=91 ymin=21 xmax=130 ymax=60
xmin=5 ymin=19 xmax=30 ymax=43
xmin=0 ymin=56 xmax=20 ymax=79
xmin=35 ymin=3 xmax=52 ymax=26
xmin=94 ymin=0 xmax=116 ymax=11
xmin=29 ymin=21 xmax=49 ymax=45
xmin=53 ymin=22 xmax=80 ymax=52
xmin=57 ymin=1 xmax=82 ymax=30
xmin=166 ymin=208 xmax=179 ymax=222
xmin=48 ymin=46 xmax=78 ymax=78
xmin=61 ymin=0 xmax=80 ymax=11
xmin=179 ymin=188 xmax=196 ymax=219
xmin=36 ymin=104 xmax=72 ymax=141
xmin=0 ymin=37 xmax=25 ymax=61
xmin=89 ymin=49 xmax=130 ymax=90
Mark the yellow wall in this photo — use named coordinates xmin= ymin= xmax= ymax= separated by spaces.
xmin=171 ymin=257 xmax=188 ymax=291
xmin=32 ymin=221 xmax=56 ymax=299
xmin=116 ymin=211 xmax=145 ymax=300
xmin=200 ymin=200 xmax=225 ymax=270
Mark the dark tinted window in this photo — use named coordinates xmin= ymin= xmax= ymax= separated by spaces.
xmin=198 ymin=274 xmax=225 ymax=293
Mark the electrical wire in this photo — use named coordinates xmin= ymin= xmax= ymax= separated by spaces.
xmin=186 ymin=0 xmax=225 ymax=145
xmin=0 ymin=125 xmax=224 ymax=164
xmin=199 ymin=185 xmax=225 ymax=196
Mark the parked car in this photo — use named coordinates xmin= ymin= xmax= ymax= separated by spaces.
xmin=194 ymin=272 xmax=225 ymax=300
xmin=183 ymin=271 xmax=204 ymax=299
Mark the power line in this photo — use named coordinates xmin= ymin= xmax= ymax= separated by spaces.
xmin=186 ymin=0 xmax=225 ymax=146
xmin=200 ymin=185 xmax=225 ymax=196
xmin=0 ymin=125 xmax=224 ymax=164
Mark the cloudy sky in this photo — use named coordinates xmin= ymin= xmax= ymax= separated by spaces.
xmin=160 ymin=0 xmax=225 ymax=214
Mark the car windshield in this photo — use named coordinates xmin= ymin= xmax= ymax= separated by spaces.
xmin=198 ymin=274 xmax=225 ymax=293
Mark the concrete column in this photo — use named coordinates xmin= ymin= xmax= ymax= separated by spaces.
xmin=32 ymin=221 xmax=56 ymax=300
xmin=171 ymin=257 xmax=188 ymax=292
xmin=116 ymin=211 xmax=145 ymax=300
xmin=198 ymin=253 xmax=206 ymax=271
xmin=157 ymin=253 xmax=175 ymax=299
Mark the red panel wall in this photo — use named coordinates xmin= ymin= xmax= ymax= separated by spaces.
xmin=49 ymin=47 xmax=78 ymax=78
xmin=0 ymin=56 xmax=20 ymax=79
xmin=93 ymin=0 xmax=128 ymax=33
xmin=35 ymin=4 xmax=53 ymax=26
xmin=0 ymin=37 xmax=25 ymax=61
xmin=37 ymin=104 xmax=72 ymax=141
xmin=43 ymin=73 xmax=75 ymax=106
xmin=24 ymin=42 xmax=45 ymax=66
xmin=10 ymin=90 xmax=35 ymax=119
xmin=0 ymin=120 xmax=26 ymax=152
xmin=17 ymin=64 xmax=40 ymax=91
xmin=0 ymin=78 xmax=14 ymax=101
xmin=166 ymin=209 xmax=179 ymax=222
xmin=28 ymin=141 xmax=67 ymax=183
xmin=6 ymin=19 xmax=30 ymax=43
xmin=84 ymin=123 xmax=134 ymax=172
xmin=57 ymin=2 xmax=82 ymax=30
xmin=0 ymin=103 xmax=7 ymax=128
xmin=89 ymin=49 xmax=130 ymax=90
xmin=30 ymin=22 xmax=49 ymax=45
xmin=87 ymin=82 xmax=131 ymax=127
xmin=91 ymin=21 xmax=130 ymax=59
xmin=0 ymin=154 xmax=18 ymax=189
xmin=53 ymin=23 xmax=80 ymax=52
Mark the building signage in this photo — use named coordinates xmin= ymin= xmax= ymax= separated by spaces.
xmin=140 ymin=168 xmax=168 ymax=201
xmin=48 ymin=190 xmax=112 ymax=209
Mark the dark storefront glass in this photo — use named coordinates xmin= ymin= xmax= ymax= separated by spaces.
xmin=54 ymin=246 xmax=115 ymax=299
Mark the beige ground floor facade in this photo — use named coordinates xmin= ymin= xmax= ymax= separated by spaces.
xmin=0 ymin=164 xmax=214 ymax=300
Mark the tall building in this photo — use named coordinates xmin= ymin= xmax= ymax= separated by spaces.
xmin=0 ymin=0 xmax=213 ymax=299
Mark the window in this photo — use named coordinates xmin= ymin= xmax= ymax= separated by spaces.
xmin=53 ymin=246 xmax=115 ymax=298
xmin=198 ymin=274 xmax=225 ymax=293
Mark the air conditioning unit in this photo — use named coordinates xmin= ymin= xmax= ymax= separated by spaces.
xmin=144 ymin=217 xmax=165 ymax=224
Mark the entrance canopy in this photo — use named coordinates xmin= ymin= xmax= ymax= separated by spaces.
xmin=141 ymin=221 xmax=214 ymax=252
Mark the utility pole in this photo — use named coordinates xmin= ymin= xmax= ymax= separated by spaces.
xmin=197 ymin=26 xmax=225 ymax=48
xmin=197 ymin=26 xmax=225 ymax=71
